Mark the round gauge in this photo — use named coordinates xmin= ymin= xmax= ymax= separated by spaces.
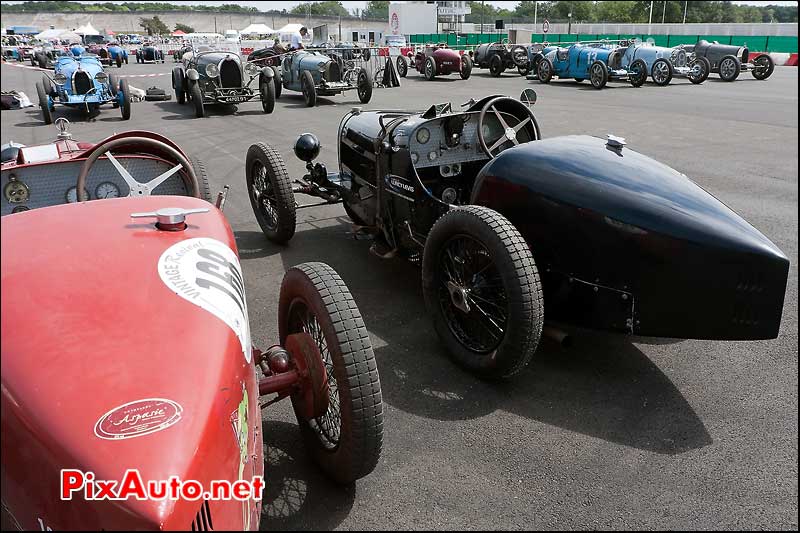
xmin=410 ymin=152 xmax=419 ymax=164
xmin=95 ymin=181 xmax=121 ymax=199
xmin=65 ymin=186 xmax=89 ymax=203
xmin=416 ymin=127 xmax=431 ymax=144
xmin=4 ymin=178 xmax=30 ymax=204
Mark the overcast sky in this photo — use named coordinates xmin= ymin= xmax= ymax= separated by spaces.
xmin=2 ymin=1 xmax=797 ymax=9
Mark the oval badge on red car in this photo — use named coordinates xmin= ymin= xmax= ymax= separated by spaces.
xmin=94 ymin=398 xmax=183 ymax=440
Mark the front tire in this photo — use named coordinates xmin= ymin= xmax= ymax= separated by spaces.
xmin=190 ymin=80 xmax=205 ymax=117
xmin=396 ymin=55 xmax=407 ymax=78
xmin=629 ymin=58 xmax=647 ymax=87
xmin=301 ymin=70 xmax=317 ymax=107
xmin=172 ymin=66 xmax=185 ymax=104
xmin=271 ymin=66 xmax=282 ymax=99
xmin=687 ymin=56 xmax=710 ymax=84
xmin=260 ymin=77 xmax=275 ymax=113
xmin=279 ymin=262 xmax=383 ymax=484
xmin=357 ymin=67 xmax=372 ymax=103
xmin=424 ymin=56 xmax=437 ymax=80
xmin=589 ymin=60 xmax=608 ymax=89
xmin=718 ymin=55 xmax=740 ymax=81
xmin=118 ymin=78 xmax=131 ymax=120
xmin=422 ymin=206 xmax=544 ymax=380
xmin=650 ymin=58 xmax=673 ymax=86
xmin=36 ymin=81 xmax=52 ymax=125
xmin=245 ymin=142 xmax=296 ymax=244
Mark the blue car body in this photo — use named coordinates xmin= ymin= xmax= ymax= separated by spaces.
xmin=618 ymin=41 xmax=709 ymax=84
xmin=107 ymin=44 xmax=128 ymax=63
xmin=280 ymin=49 xmax=372 ymax=106
xmin=527 ymin=41 xmax=647 ymax=89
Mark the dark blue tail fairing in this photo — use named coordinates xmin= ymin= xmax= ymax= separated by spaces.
xmin=471 ymin=135 xmax=789 ymax=340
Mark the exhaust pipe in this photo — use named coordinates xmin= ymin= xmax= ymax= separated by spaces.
xmin=543 ymin=325 xmax=572 ymax=348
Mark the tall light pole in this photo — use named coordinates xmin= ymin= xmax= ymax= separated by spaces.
xmin=683 ymin=0 xmax=688 ymax=24
xmin=480 ymin=0 xmax=484 ymax=34
xmin=662 ymin=1 xmax=667 ymax=24
xmin=648 ymin=0 xmax=654 ymax=32
xmin=534 ymin=0 xmax=538 ymax=28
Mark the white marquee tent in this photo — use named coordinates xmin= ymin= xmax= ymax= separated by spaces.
xmin=74 ymin=23 xmax=100 ymax=36
xmin=240 ymin=23 xmax=274 ymax=35
xmin=36 ymin=28 xmax=81 ymax=42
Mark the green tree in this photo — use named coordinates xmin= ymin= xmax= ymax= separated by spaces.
xmin=174 ymin=22 xmax=194 ymax=33
xmin=362 ymin=0 xmax=389 ymax=19
xmin=139 ymin=15 xmax=169 ymax=35
xmin=289 ymin=1 xmax=348 ymax=17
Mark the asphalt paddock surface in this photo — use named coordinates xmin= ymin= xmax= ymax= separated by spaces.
xmin=2 ymin=59 xmax=797 ymax=530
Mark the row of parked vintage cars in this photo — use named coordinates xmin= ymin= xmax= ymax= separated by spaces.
xmin=396 ymin=37 xmax=775 ymax=87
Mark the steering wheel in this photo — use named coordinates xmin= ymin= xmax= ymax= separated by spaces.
xmin=501 ymin=38 xmax=511 ymax=48
xmin=75 ymin=136 xmax=201 ymax=201
xmin=477 ymin=97 xmax=540 ymax=159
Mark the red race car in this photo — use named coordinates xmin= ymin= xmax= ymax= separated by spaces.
xmin=401 ymin=43 xmax=472 ymax=80
xmin=0 ymin=120 xmax=383 ymax=530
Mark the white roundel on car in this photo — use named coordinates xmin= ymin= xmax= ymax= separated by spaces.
xmin=157 ymin=237 xmax=252 ymax=363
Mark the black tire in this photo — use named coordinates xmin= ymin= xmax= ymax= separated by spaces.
xmin=116 ymin=56 xmax=122 ymax=68
xmin=650 ymin=58 xmax=673 ymax=86
xmin=36 ymin=81 xmax=53 ymax=125
xmin=422 ymin=206 xmax=543 ymax=379
xmin=260 ymin=77 xmax=275 ymax=113
xmin=424 ymin=56 xmax=437 ymax=80
xmin=279 ymin=262 xmax=383 ymax=484
xmin=718 ymin=54 xmax=740 ymax=81
xmin=357 ymin=68 xmax=372 ymax=103
xmin=396 ymin=55 xmax=407 ymax=78
xmin=751 ymin=54 xmax=774 ymax=80
xmin=537 ymin=57 xmax=553 ymax=84
xmin=188 ymin=155 xmax=212 ymax=202
xmin=460 ymin=54 xmax=472 ymax=80
xmin=41 ymin=74 xmax=53 ymax=96
xmin=301 ymin=70 xmax=317 ymax=107
xmin=37 ymin=53 xmax=47 ymax=69
xmin=629 ymin=58 xmax=647 ymax=87
xmin=245 ymin=142 xmax=296 ymax=244
xmin=271 ymin=66 xmax=282 ymax=99
xmin=362 ymin=47 xmax=371 ymax=62
xmin=125 ymin=55 xmax=128 ymax=64
xmin=30 ymin=54 xmax=37 ymax=66
xmin=688 ymin=56 xmax=710 ymax=84
xmin=489 ymin=54 xmax=504 ymax=77
xmin=190 ymin=80 xmax=205 ymax=118
xmin=118 ymin=78 xmax=131 ymax=120
xmin=172 ymin=67 xmax=185 ymax=104
xmin=108 ymin=73 xmax=119 ymax=96
xmin=589 ymin=60 xmax=608 ymax=89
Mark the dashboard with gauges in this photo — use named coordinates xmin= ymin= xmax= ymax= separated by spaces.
xmin=1 ymin=157 xmax=189 ymax=216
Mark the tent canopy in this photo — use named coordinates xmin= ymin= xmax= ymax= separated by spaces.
xmin=172 ymin=29 xmax=186 ymax=36
xmin=240 ymin=23 xmax=274 ymax=35
xmin=277 ymin=23 xmax=305 ymax=34
xmin=74 ymin=23 xmax=100 ymax=36
xmin=36 ymin=28 xmax=81 ymax=42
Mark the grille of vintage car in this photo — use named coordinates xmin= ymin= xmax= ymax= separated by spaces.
xmin=73 ymin=70 xmax=92 ymax=95
xmin=323 ymin=61 xmax=342 ymax=83
xmin=219 ymin=59 xmax=241 ymax=88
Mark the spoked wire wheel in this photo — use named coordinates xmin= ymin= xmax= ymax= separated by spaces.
xmin=279 ymin=262 xmax=383 ymax=484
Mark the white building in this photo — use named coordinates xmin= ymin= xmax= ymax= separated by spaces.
xmin=407 ymin=1 xmax=471 ymax=32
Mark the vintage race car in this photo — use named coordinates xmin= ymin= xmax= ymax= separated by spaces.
xmin=471 ymin=40 xmax=519 ymax=76
xmin=31 ymin=42 xmax=69 ymax=69
xmin=37 ymin=54 xmax=131 ymax=123
xmin=135 ymin=44 xmax=165 ymax=63
xmin=0 ymin=121 xmax=384 ymax=529
xmin=2 ymin=44 xmax=33 ymax=62
xmin=173 ymin=44 xmax=192 ymax=62
xmin=686 ymin=39 xmax=774 ymax=81
xmin=279 ymin=49 xmax=372 ymax=107
xmin=534 ymin=41 xmax=647 ymax=89
xmin=172 ymin=49 xmax=276 ymax=118
xmin=244 ymin=90 xmax=789 ymax=380
xmin=107 ymin=42 xmax=129 ymax=67
xmin=616 ymin=40 xmax=710 ymax=85
xmin=405 ymin=44 xmax=472 ymax=80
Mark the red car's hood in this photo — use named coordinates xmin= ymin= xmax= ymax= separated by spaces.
xmin=1 ymin=196 xmax=262 ymax=529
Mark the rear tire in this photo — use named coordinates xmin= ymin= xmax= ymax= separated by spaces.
xmin=190 ymin=81 xmax=205 ymax=117
xmin=424 ymin=56 xmax=437 ymax=80
xmin=245 ymin=142 xmax=296 ymax=244
xmin=629 ymin=58 xmax=647 ymax=87
xmin=279 ymin=262 xmax=383 ymax=484
xmin=688 ymin=56 xmax=710 ymax=84
xmin=36 ymin=81 xmax=52 ymax=125
xmin=537 ymin=57 xmax=553 ymax=84
xmin=422 ymin=206 xmax=544 ymax=380
xmin=589 ymin=60 xmax=608 ymax=89
xmin=718 ymin=55 xmax=740 ymax=81
xmin=116 ymin=56 xmax=122 ymax=68
xmin=37 ymin=53 xmax=47 ymax=69
xmin=301 ymin=70 xmax=317 ymax=107
xmin=396 ymin=55 xmax=407 ymax=78
xmin=172 ymin=67 xmax=185 ymax=104
xmin=751 ymin=54 xmax=774 ymax=80
xmin=271 ymin=66 xmax=282 ymax=99
xmin=357 ymin=67 xmax=372 ymax=103
xmin=460 ymin=54 xmax=472 ymax=80
xmin=109 ymin=73 xmax=119 ymax=96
